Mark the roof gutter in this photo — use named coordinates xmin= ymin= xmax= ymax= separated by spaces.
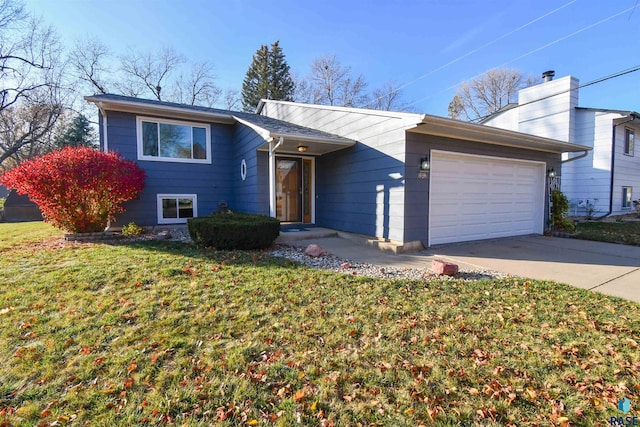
xmin=596 ymin=113 xmax=639 ymax=219
xmin=84 ymin=96 xmax=236 ymax=124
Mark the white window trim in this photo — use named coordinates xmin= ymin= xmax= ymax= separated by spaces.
xmin=624 ymin=128 xmax=634 ymax=156
xmin=137 ymin=116 xmax=212 ymax=164
xmin=157 ymin=194 xmax=198 ymax=224
xmin=622 ymin=186 xmax=632 ymax=209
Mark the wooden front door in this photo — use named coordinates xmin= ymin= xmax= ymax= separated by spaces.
xmin=276 ymin=157 xmax=312 ymax=223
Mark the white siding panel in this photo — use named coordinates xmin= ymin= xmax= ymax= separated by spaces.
xmin=429 ymin=151 xmax=545 ymax=245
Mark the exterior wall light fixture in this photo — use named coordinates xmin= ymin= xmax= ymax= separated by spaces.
xmin=548 ymin=168 xmax=556 ymax=178
xmin=419 ymin=156 xmax=430 ymax=179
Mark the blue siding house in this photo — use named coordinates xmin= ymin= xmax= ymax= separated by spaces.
xmin=86 ymin=94 xmax=589 ymax=249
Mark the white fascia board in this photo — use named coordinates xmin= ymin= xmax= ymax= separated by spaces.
xmin=84 ymin=96 xmax=236 ymax=124
xmin=232 ymin=116 xmax=273 ymax=141
xmin=411 ymin=115 xmax=591 ymax=153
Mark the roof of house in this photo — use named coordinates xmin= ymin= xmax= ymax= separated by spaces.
xmin=84 ymin=94 xmax=355 ymax=154
xmin=4 ymin=190 xmax=37 ymax=207
xmin=258 ymin=99 xmax=591 ymax=154
xmin=410 ymin=114 xmax=589 ymax=154
xmin=85 ymin=94 xmax=591 ymax=156
xmin=576 ymin=107 xmax=640 ymax=117
xmin=480 ymin=104 xmax=640 ymax=125
xmin=477 ymin=103 xmax=519 ymax=124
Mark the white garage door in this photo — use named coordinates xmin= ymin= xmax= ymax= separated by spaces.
xmin=429 ymin=151 xmax=545 ymax=246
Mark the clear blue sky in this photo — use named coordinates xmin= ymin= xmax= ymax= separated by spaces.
xmin=24 ymin=0 xmax=640 ymax=116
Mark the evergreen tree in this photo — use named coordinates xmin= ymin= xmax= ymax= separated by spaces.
xmin=54 ymin=114 xmax=97 ymax=148
xmin=241 ymin=41 xmax=295 ymax=112
xmin=268 ymin=41 xmax=295 ymax=102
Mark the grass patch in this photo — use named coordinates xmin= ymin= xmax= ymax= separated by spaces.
xmin=0 ymin=222 xmax=639 ymax=425
xmin=576 ymin=221 xmax=640 ymax=246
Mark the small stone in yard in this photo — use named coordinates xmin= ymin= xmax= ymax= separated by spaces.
xmin=156 ymin=231 xmax=171 ymax=240
xmin=341 ymin=262 xmax=351 ymax=269
xmin=432 ymin=259 xmax=459 ymax=276
xmin=304 ymin=244 xmax=325 ymax=257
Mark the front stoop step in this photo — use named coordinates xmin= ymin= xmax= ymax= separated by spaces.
xmin=336 ymin=231 xmax=425 ymax=254
xmin=276 ymin=227 xmax=425 ymax=254
xmin=276 ymin=227 xmax=338 ymax=243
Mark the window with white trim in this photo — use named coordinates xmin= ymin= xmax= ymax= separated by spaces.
xmin=622 ymin=187 xmax=632 ymax=209
xmin=624 ymin=128 xmax=634 ymax=156
xmin=157 ymin=194 xmax=197 ymax=224
xmin=137 ymin=117 xmax=211 ymax=163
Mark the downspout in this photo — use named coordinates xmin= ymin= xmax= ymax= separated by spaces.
xmin=96 ymin=102 xmax=110 ymax=231
xmin=561 ymin=150 xmax=589 ymax=164
xmin=596 ymin=115 xmax=637 ymax=219
xmin=268 ymin=136 xmax=284 ymax=218
xmin=97 ymin=102 xmax=108 ymax=152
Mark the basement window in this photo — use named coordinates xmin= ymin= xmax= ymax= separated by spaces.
xmin=157 ymin=194 xmax=197 ymax=224
xmin=622 ymin=187 xmax=632 ymax=209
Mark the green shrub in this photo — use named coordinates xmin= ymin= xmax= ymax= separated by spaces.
xmin=550 ymin=189 xmax=575 ymax=232
xmin=121 ymin=222 xmax=146 ymax=236
xmin=188 ymin=212 xmax=280 ymax=250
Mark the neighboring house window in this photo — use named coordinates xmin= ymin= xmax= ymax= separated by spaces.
xmin=137 ymin=117 xmax=211 ymax=163
xmin=624 ymin=128 xmax=634 ymax=156
xmin=622 ymin=187 xmax=632 ymax=209
xmin=157 ymin=194 xmax=197 ymax=224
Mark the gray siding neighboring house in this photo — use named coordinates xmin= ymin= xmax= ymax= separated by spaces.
xmin=86 ymin=94 xmax=588 ymax=249
xmin=3 ymin=190 xmax=43 ymax=222
xmin=482 ymin=73 xmax=640 ymax=217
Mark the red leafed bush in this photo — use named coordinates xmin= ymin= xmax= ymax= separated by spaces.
xmin=0 ymin=147 xmax=146 ymax=233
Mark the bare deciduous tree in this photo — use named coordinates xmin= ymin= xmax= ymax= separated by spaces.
xmin=118 ymin=47 xmax=185 ymax=101
xmin=69 ymin=38 xmax=111 ymax=95
xmin=0 ymin=89 xmax=65 ymax=169
xmin=0 ymin=0 xmax=60 ymax=113
xmin=295 ymin=56 xmax=410 ymax=111
xmin=72 ymin=42 xmax=223 ymax=108
xmin=296 ymin=55 xmax=369 ymax=108
xmin=0 ymin=0 xmax=67 ymax=170
xmin=171 ymin=61 xmax=221 ymax=107
xmin=448 ymin=68 xmax=539 ymax=121
xmin=367 ymin=80 xmax=413 ymax=112
xmin=222 ymin=89 xmax=240 ymax=111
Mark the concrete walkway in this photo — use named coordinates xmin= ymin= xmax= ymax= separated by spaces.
xmin=277 ymin=229 xmax=640 ymax=303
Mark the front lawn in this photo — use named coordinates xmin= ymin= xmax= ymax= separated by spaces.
xmin=1 ymin=222 xmax=639 ymax=426
xmin=576 ymin=221 xmax=640 ymax=246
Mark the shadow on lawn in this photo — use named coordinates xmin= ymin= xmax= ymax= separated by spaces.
xmin=102 ymin=238 xmax=299 ymax=269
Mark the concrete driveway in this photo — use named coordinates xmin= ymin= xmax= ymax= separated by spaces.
xmin=427 ymin=235 xmax=640 ymax=302
xmin=281 ymin=230 xmax=640 ymax=303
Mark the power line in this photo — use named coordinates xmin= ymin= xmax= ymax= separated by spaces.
xmin=401 ymin=2 xmax=640 ymax=111
xmin=470 ymin=65 xmax=640 ymax=123
xmin=362 ymin=0 xmax=578 ymax=108
xmin=498 ymin=4 xmax=639 ymax=68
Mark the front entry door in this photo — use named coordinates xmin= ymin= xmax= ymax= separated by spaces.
xmin=276 ymin=157 xmax=312 ymax=223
